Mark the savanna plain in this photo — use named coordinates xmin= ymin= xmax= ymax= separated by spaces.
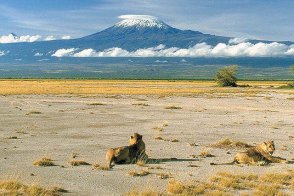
xmin=0 ymin=80 xmax=294 ymax=195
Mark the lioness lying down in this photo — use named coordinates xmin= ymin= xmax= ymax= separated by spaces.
xmin=106 ymin=133 xmax=148 ymax=168
xmin=211 ymin=141 xmax=288 ymax=165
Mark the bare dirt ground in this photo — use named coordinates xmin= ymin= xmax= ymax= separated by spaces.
xmin=0 ymin=81 xmax=293 ymax=195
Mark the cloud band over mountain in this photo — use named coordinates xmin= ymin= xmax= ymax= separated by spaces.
xmin=0 ymin=34 xmax=71 ymax=43
xmin=52 ymin=41 xmax=294 ymax=58
xmin=0 ymin=34 xmax=42 ymax=43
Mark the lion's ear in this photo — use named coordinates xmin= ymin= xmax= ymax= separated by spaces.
xmin=130 ymin=136 xmax=133 ymax=139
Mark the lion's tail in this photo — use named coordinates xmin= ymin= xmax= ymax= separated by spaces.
xmin=210 ymin=158 xmax=237 ymax=165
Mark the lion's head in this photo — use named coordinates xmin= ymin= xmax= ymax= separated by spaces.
xmin=129 ymin=133 xmax=143 ymax=146
xmin=260 ymin=140 xmax=275 ymax=155
xmin=129 ymin=133 xmax=147 ymax=160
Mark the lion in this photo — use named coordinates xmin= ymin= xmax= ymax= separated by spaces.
xmin=106 ymin=133 xmax=147 ymax=168
xmin=129 ymin=133 xmax=148 ymax=160
xmin=211 ymin=141 xmax=288 ymax=165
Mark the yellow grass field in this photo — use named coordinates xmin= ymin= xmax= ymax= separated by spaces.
xmin=0 ymin=79 xmax=291 ymax=95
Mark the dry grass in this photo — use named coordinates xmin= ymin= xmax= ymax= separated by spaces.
xmin=163 ymin=122 xmax=169 ymax=127
xmin=128 ymin=170 xmax=151 ymax=177
xmin=16 ymin=130 xmax=28 ymax=134
xmin=153 ymin=126 xmax=164 ymax=132
xmin=128 ymin=170 xmax=294 ymax=195
xmin=154 ymin=136 xmax=163 ymax=140
xmin=259 ymin=173 xmax=292 ymax=185
xmin=72 ymin=153 xmax=78 ymax=159
xmin=68 ymin=160 xmax=90 ymax=166
xmin=189 ymin=143 xmax=198 ymax=146
xmin=93 ymin=164 xmax=110 ymax=170
xmin=199 ymin=150 xmax=215 ymax=158
xmin=156 ymin=173 xmax=171 ymax=179
xmin=264 ymin=96 xmax=272 ymax=100
xmin=166 ymin=180 xmax=186 ymax=194
xmin=211 ymin=138 xmax=252 ymax=149
xmin=187 ymin=164 xmax=199 ymax=167
xmin=164 ymin=105 xmax=182 ymax=110
xmin=210 ymin=172 xmax=258 ymax=190
xmin=271 ymin=124 xmax=279 ymax=129
xmin=0 ymin=80 xmax=290 ymax=96
xmin=154 ymin=136 xmax=179 ymax=143
xmin=33 ymin=157 xmax=55 ymax=167
xmin=242 ymin=92 xmax=258 ymax=97
xmin=87 ymin=102 xmax=106 ymax=106
xmin=26 ymin=111 xmax=42 ymax=115
xmin=8 ymin=136 xmax=18 ymax=139
xmin=148 ymin=166 xmax=163 ymax=170
xmin=127 ymin=189 xmax=160 ymax=196
xmin=253 ymin=184 xmax=282 ymax=196
xmin=136 ymin=160 xmax=147 ymax=167
xmin=153 ymin=122 xmax=168 ymax=132
xmin=132 ymin=103 xmax=149 ymax=106
xmin=0 ymin=80 xmax=214 ymax=95
xmin=281 ymin=145 xmax=288 ymax=151
xmin=0 ymin=180 xmax=65 ymax=196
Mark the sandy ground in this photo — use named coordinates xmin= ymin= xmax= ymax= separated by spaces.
xmin=0 ymin=91 xmax=294 ymax=195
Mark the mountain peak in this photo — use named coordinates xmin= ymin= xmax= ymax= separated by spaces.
xmin=10 ymin=33 xmax=18 ymax=38
xmin=114 ymin=15 xmax=170 ymax=29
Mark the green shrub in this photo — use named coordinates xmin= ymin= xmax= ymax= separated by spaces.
xmin=214 ymin=65 xmax=238 ymax=87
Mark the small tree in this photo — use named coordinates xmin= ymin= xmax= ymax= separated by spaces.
xmin=215 ymin=65 xmax=238 ymax=87
xmin=291 ymin=65 xmax=294 ymax=74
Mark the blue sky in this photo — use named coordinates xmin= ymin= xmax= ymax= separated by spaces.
xmin=0 ymin=0 xmax=293 ymax=41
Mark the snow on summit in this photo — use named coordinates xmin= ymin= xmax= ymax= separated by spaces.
xmin=115 ymin=15 xmax=169 ymax=29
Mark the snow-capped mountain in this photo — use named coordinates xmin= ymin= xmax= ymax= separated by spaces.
xmin=77 ymin=14 xmax=233 ymax=50
xmin=114 ymin=15 xmax=170 ymax=29
xmin=0 ymin=15 xmax=293 ymax=58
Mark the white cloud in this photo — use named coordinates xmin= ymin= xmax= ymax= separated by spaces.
xmin=208 ymin=42 xmax=289 ymax=57
xmin=118 ymin=15 xmax=158 ymax=20
xmin=0 ymin=34 xmax=41 ymax=43
xmin=52 ymin=42 xmax=294 ymax=58
xmin=52 ymin=48 xmax=77 ymax=57
xmin=44 ymin=35 xmax=56 ymax=41
xmin=97 ymin=47 xmax=130 ymax=57
xmin=73 ymin=48 xmax=96 ymax=57
xmin=229 ymin=37 xmax=249 ymax=44
xmin=34 ymin=52 xmax=43 ymax=56
xmin=21 ymin=35 xmax=41 ymax=42
xmin=285 ymin=45 xmax=294 ymax=55
xmin=61 ymin=35 xmax=71 ymax=40
xmin=155 ymin=60 xmax=168 ymax=63
xmin=0 ymin=33 xmax=73 ymax=43
xmin=0 ymin=50 xmax=9 ymax=56
xmin=37 ymin=58 xmax=49 ymax=62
